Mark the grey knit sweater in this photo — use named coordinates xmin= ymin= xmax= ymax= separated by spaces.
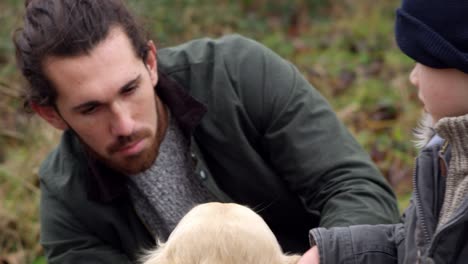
xmin=127 ymin=115 xmax=216 ymax=239
xmin=435 ymin=114 xmax=468 ymax=229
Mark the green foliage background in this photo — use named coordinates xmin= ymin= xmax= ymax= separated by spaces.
xmin=0 ymin=0 xmax=418 ymax=262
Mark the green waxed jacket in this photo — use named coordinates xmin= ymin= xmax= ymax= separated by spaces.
xmin=38 ymin=35 xmax=400 ymax=263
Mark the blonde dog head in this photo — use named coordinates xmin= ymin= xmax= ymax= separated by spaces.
xmin=141 ymin=202 xmax=300 ymax=264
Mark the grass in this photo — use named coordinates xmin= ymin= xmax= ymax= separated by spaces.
xmin=0 ymin=0 xmax=417 ymax=262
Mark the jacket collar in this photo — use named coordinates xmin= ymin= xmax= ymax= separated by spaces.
xmin=86 ymin=71 xmax=207 ymax=203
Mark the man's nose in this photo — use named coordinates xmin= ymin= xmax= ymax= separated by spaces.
xmin=110 ymin=103 xmax=134 ymax=137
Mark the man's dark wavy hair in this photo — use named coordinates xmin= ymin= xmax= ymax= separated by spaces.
xmin=13 ymin=0 xmax=149 ymax=111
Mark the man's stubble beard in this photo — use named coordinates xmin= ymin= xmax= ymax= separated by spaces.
xmin=73 ymin=95 xmax=169 ymax=175
xmin=85 ymin=129 xmax=159 ymax=175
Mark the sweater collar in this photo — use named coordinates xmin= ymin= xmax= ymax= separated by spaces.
xmin=435 ymin=113 xmax=468 ymax=165
xmin=86 ymin=71 xmax=207 ymax=203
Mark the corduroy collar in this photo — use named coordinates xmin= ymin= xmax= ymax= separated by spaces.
xmin=85 ymin=71 xmax=207 ymax=203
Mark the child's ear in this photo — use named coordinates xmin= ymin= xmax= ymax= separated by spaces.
xmin=283 ymin=254 xmax=301 ymax=264
xmin=31 ymin=102 xmax=68 ymax=130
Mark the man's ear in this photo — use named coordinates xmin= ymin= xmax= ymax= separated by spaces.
xmin=31 ymin=102 xmax=68 ymax=130
xmin=146 ymin=40 xmax=158 ymax=87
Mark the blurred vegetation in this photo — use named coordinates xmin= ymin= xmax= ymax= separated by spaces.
xmin=0 ymin=0 xmax=418 ymax=262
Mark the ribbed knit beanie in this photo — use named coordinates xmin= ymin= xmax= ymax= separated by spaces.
xmin=395 ymin=0 xmax=468 ymax=73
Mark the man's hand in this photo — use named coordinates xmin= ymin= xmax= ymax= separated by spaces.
xmin=298 ymin=246 xmax=320 ymax=264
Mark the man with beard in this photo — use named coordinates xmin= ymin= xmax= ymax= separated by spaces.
xmin=14 ymin=0 xmax=400 ymax=263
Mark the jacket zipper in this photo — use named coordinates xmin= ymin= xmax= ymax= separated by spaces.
xmin=437 ymin=141 xmax=449 ymax=177
xmin=429 ymin=140 xmax=467 ymax=258
xmin=413 ymin=157 xmax=432 ymax=245
xmin=428 ymin=140 xmax=450 ymax=256
xmin=414 ymin=140 xmax=449 ymax=248
xmin=428 ymin=201 xmax=468 ymax=256
xmin=434 ymin=141 xmax=449 ymax=219
xmin=414 ymin=141 xmax=447 ymax=263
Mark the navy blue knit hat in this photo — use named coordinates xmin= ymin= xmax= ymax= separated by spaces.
xmin=395 ymin=0 xmax=468 ymax=73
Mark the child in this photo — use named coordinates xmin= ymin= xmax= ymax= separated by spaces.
xmin=302 ymin=0 xmax=468 ymax=263
xmin=141 ymin=202 xmax=300 ymax=264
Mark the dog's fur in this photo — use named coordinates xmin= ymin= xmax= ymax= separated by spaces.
xmin=141 ymin=202 xmax=301 ymax=264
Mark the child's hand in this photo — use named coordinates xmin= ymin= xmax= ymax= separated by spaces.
xmin=298 ymin=246 xmax=320 ymax=264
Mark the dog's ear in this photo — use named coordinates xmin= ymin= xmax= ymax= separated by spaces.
xmin=283 ymin=254 xmax=301 ymax=264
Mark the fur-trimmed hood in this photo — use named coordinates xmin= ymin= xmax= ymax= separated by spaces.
xmin=413 ymin=113 xmax=436 ymax=149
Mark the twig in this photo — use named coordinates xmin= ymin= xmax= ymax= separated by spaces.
xmin=0 ymin=129 xmax=25 ymax=141
xmin=0 ymin=81 xmax=20 ymax=98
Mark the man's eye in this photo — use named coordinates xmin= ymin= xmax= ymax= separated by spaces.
xmin=81 ymin=105 xmax=98 ymax=115
xmin=122 ymin=85 xmax=137 ymax=94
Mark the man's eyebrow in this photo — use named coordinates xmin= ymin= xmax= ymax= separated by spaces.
xmin=71 ymin=75 xmax=141 ymax=112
